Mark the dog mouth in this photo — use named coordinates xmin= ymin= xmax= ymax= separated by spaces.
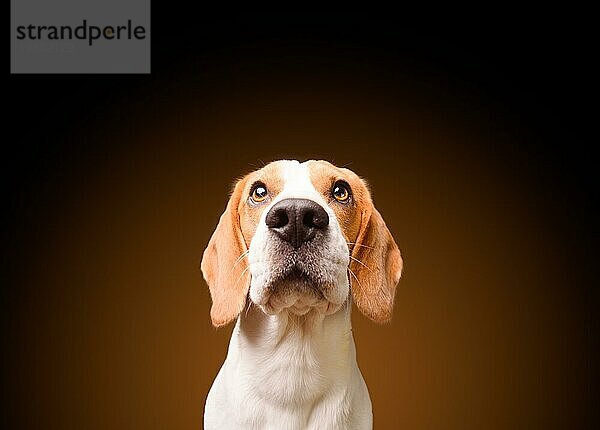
xmin=256 ymin=265 xmax=342 ymax=316
xmin=248 ymin=237 xmax=351 ymax=317
xmin=270 ymin=265 xmax=318 ymax=289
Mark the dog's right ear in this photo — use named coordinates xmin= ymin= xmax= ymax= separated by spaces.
xmin=201 ymin=179 xmax=251 ymax=327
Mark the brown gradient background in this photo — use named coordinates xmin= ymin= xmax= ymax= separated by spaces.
xmin=3 ymin=13 xmax=596 ymax=430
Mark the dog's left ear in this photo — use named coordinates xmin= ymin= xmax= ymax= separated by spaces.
xmin=201 ymin=179 xmax=250 ymax=327
xmin=349 ymin=186 xmax=403 ymax=323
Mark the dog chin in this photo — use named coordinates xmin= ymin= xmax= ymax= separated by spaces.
xmin=253 ymin=270 xmax=343 ymax=316
xmin=260 ymin=298 xmax=342 ymax=317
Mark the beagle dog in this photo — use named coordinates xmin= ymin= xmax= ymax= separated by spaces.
xmin=201 ymin=160 xmax=402 ymax=429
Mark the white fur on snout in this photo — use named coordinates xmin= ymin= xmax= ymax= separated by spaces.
xmin=248 ymin=160 xmax=350 ymax=316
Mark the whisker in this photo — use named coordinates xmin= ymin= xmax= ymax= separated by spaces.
xmin=244 ymin=299 xmax=254 ymax=318
xmin=346 ymin=242 xmax=375 ymax=250
xmin=229 ymin=250 xmax=250 ymax=275
xmin=347 ymin=267 xmax=363 ymax=290
xmin=233 ymin=249 xmax=250 ymax=266
xmin=349 ymin=255 xmax=372 ymax=271
xmin=233 ymin=265 xmax=252 ymax=289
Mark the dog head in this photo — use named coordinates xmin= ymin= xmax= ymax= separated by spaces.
xmin=201 ymin=160 xmax=403 ymax=327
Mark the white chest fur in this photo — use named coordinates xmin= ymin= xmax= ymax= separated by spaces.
xmin=204 ymin=301 xmax=373 ymax=430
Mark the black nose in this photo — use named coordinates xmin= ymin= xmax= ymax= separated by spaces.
xmin=265 ymin=198 xmax=329 ymax=248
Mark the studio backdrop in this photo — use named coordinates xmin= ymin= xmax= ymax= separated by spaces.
xmin=4 ymin=13 xmax=594 ymax=430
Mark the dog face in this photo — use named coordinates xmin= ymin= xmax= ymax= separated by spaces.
xmin=201 ymin=160 xmax=403 ymax=327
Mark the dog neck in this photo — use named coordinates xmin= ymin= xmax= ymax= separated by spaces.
xmin=205 ymin=294 xmax=373 ymax=429
xmin=232 ymin=296 xmax=357 ymax=400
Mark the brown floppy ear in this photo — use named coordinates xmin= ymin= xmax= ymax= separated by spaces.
xmin=350 ymin=193 xmax=403 ymax=323
xmin=201 ymin=179 xmax=250 ymax=327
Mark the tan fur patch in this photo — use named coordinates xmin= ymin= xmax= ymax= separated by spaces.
xmin=238 ymin=161 xmax=285 ymax=247
xmin=305 ymin=160 xmax=363 ymax=245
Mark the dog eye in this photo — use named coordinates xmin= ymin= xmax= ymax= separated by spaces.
xmin=332 ymin=181 xmax=351 ymax=203
xmin=250 ymin=183 xmax=269 ymax=203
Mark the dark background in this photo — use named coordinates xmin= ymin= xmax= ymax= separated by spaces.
xmin=3 ymin=9 xmax=597 ymax=430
